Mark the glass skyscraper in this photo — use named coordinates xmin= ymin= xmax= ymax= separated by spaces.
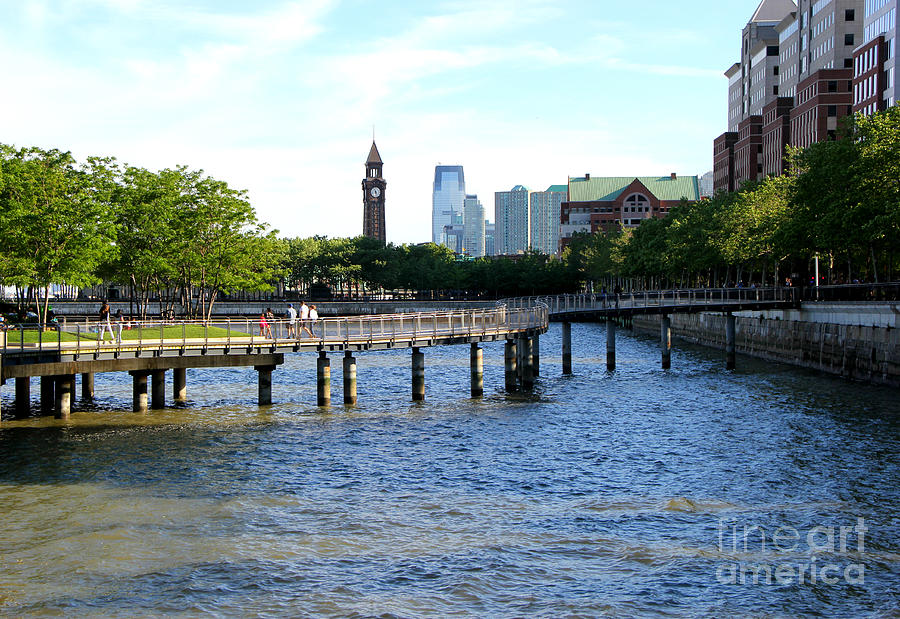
xmin=432 ymin=165 xmax=466 ymax=246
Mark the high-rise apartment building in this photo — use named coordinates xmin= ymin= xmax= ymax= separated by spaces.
xmin=463 ymin=195 xmax=485 ymax=258
xmin=714 ymin=0 xmax=866 ymax=193
xmin=432 ymin=165 xmax=466 ymax=247
xmin=852 ymin=0 xmax=897 ymax=115
xmin=529 ymin=185 xmax=566 ymax=255
xmin=494 ymin=186 xmax=530 ymax=256
xmin=485 ymin=221 xmax=496 ymax=257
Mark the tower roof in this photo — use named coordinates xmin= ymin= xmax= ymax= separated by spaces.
xmin=367 ymin=141 xmax=383 ymax=165
xmin=750 ymin=0 xmax=796 ymax=23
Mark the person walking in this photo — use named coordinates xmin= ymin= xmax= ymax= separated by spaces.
xmin=114 ymin=309 xmax=126 ymax=344
xmin=299 ymin=301 xmax=313 ymax=338
xmin=286 ymin=303 xmax=298 ymax=339
xmin=98 ymin=301 xmax=114 ymax=343
xmin=308 ymin=304 xmax=319 ymax=339
xmin=265 ymin=307 xmax=276 ymax=338
xmin=258 ymin=312 xmax=272 ymax=339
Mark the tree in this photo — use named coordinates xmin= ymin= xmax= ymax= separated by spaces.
xmin=0 ymin=146 xmax=118 ymax=322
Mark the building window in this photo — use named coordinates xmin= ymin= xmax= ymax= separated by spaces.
xmin=845 ymin=33 xmax=854 ymax=46
xmin=828 ymin=80 xmax=837 ymax=92
xmin=774 ymin=65 xmax=779 ymax=75
xmin=828 ymin=105 xmax=837 ymax=116
xmin=845 ymin=9 xmax=854 ymax=21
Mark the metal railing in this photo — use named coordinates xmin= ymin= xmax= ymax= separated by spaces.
xmin=0 ymin=303 xmax=549 ymax=355
xmin=502 ymin=287 xmax=799 ymax=315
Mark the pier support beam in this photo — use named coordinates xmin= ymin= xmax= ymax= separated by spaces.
xmin=41 ymin=376 xmax=55 ymax=416
xmin=15 ymin=377 xmax=30 ymax=418
xmin=151 ymin=370 xmax=166 ymax=410
xmin=532 ymin=335 xmax=540 ymax=377
xmin=470 ymin=343 xmax=483 ymax=398
xmin=317 ymin=352 xmax=331 ymax=407
xmin=54 ymin=375 xmax=75 ymax=419
xmin=412 ymin=347 xmax=425 ymax=402
xmin=81 ymin=372 xmax=94 ymax=401
xmin=606 ymin=320 xmax=616 ymax=371
xmin=256 ymin=365 xmax=274 ymax=406
xmin=521 ymin=336 xmax=534 ymax=391
xmin=130 ymin=371 xmax=149 ymax=412
xmin=562 ymin=322 xmax=572 ymax=375
xmin=661 ymin=315 xmax=672 ymax=370
xmin=173 ymin=368 xmax=187 ymax=403
xmin=504 ymin=339 xmax=518 ymax=392
xmin=725 ymin=313 xmax=736 ymax=371
xmin=343 ymin=352 xmax=357 ymax=406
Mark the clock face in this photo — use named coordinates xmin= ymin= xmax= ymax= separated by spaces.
xmin=370 ymin=187 xmax=381 ymax=198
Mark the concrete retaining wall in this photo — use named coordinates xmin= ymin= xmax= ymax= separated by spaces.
xmin=633 ymin=302 xmax=900 ymax=386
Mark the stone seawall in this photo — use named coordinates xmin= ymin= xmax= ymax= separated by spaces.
xmin=633 ymin=303 xmax=900 ymax=387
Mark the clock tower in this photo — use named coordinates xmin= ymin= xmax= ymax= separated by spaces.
xmin=362 ymin=141 xmax=386 ymax=243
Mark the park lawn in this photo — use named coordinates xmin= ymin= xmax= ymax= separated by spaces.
xmin=3 ymin=325 xmax=251 ymax=345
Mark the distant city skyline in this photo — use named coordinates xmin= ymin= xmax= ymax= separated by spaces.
xmin=0 ymin=1 xmax=764 ymax=244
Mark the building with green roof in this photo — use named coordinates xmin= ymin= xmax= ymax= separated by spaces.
xmin=560 ymin=173 xmax=700 ymax=251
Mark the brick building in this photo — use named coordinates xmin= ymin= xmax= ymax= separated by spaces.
xmin=559 ymin=174 xmax=700 ymax=252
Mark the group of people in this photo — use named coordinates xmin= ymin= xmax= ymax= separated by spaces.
xmin=98 ymin=301 xmax=129 ymax=344
xmin=259 ymin=301 xmax=318 ymax=339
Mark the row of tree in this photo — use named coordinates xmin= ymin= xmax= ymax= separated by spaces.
xmin=569 ymin=107 xmax=900 ymax=288
xmin=0 ymin=146 xmax=280 ymax=322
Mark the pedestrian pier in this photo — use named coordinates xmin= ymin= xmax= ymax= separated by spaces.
xmin=504 ymin=287 xmax=799 ymax=373
xmin=0 ymin=304 xmax=548 ymax=418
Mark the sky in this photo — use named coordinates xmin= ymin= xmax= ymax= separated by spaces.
xmin=0 ymin=0 xmax=769 ymax=244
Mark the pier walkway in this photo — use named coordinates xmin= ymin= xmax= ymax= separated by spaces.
xmin=0 ymin=287 xmax=800 ymax=418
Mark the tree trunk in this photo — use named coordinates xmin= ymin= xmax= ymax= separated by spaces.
xmin=870 ymin=246 xmax=880 ymax=284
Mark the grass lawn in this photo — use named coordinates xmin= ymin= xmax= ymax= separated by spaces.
xmin=3 ymin=325 xmax=252 ymax=345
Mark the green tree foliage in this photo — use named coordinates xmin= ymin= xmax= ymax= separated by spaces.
xmin=0 ymin=146 xmax=118 ymax=321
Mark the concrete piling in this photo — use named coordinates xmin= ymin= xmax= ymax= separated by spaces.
xmin=151 ymin=370 xmax=166 ymax=410
xmin=55 ymin=375 xmax=75 ymax=419
xmin=562 ymin=322 xmax=572 ymax=375
xmin=317 ymin=352 xmax=331 ymax=407
xmin=505 ymin=339 xmax=518 ymax=392
xmin=521 ymin=336 xmax=534 ymax=391
xmin=15 ymin=377 xmax=30 ymax=418
xmin=661 ymin=315 xmax=672 ymax=370
xmin=606 ymin=320 xmax=616 ymax=371
xmin=173 ymin=368 xmax=187 ymax=403
xmin=81 ymin=372 xmax=94 ymax=401
xmin=343 ymin=351 xmax=357 ymax=405
xmin=412 ymin=347 xmax=425 ymax=401
xmin=470 ymin=343 xmax=483 ymax=398
xmin=130 ymin=371 xmax=149 ymax=413
xmin=532 ymin=335 xmax=540 ymax=377
xmin=256 ymin=365 xmax=273 ymax=406
xmin=41 ymin=376 xmax=55 ymax=416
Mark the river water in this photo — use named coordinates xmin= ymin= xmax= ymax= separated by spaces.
xmin=0 ymin=322 xmax=898 ymax=617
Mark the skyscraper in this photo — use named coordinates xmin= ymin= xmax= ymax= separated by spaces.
xmin=529 ymin=185 xmax=566 ymax=255
xmin=494 ymin=185 xmax=530 ymax=256
xmin=463 ymin=195 xmax=485 ymax=258
xmin=432 ymin=165 xmax=465 ymax=246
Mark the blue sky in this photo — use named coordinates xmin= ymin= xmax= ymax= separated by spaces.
xmin=1 ymin=0 xmax=766 ymax=244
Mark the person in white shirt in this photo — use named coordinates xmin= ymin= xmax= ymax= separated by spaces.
xmin=308 ymin=305 xmax=319 ymax=339
xmin=299 ymin=301 xmax=313 ymax=338
xmin=286 ymin=303 xmax=298 ymax=338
